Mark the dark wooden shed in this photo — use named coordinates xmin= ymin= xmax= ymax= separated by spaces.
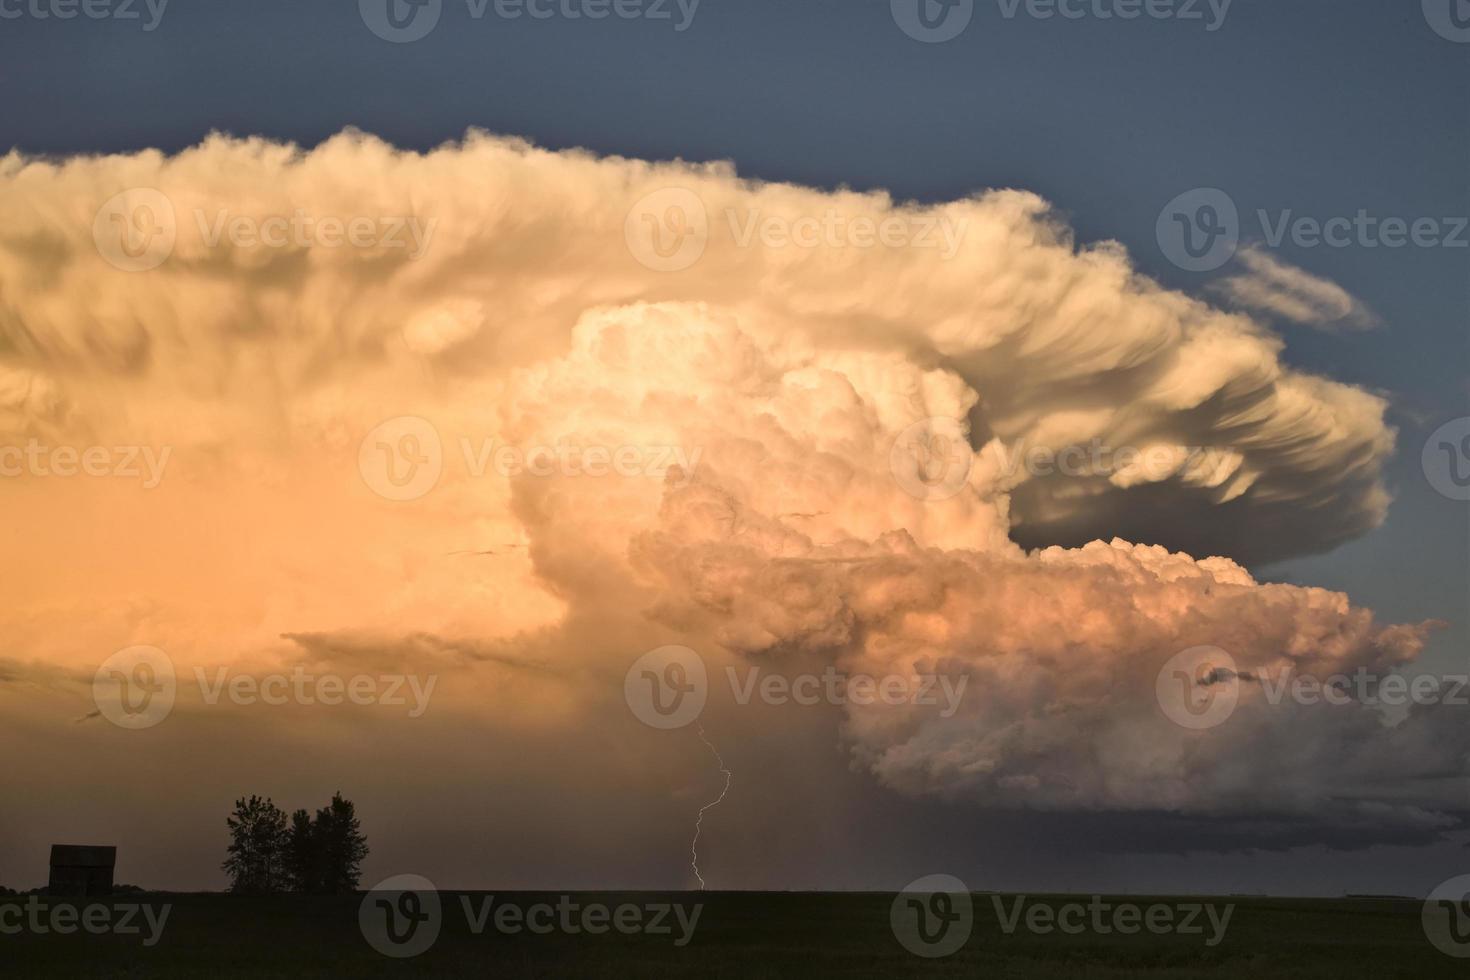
xmin=48 ymin=845 xmax=116 ymax=896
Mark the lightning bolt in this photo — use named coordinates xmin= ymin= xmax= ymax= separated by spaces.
xmin=691 ymin=721 xmax=731 ymax=891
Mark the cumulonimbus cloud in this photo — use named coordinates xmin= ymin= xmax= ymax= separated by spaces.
xmin=0 ymin=129 xmax=1394 ymax=562
xmin=0 ymin=131 xmax=1459 ymax=849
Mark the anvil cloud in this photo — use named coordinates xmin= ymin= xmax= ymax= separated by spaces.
xmin=0 ymin=131 xmax=1461 ymax=864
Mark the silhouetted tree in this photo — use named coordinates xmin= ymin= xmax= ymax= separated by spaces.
xmin=316 ymin=792 xmax=370 ymax=894
xmin=275 ymin=793 xmax=370 ymax=894
xmin=222 ymin=795 xmax=288 ymax=894
xmin=284 ymin=808 xmax=322 ymax=894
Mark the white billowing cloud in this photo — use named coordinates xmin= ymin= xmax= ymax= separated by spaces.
xmin=524 ymin=306 xmax=1460 ymax=828
xmin=0 ymin=131 xmax=1458 ymax=845
xmin=0 ymin=130 xmax=1393 ymax=561
xmin=1212 ymin=246 xmax=1382 ymax=331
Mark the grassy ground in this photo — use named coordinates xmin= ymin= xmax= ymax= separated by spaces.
xmin=0 ymin=891 xmax=1459 ymax=978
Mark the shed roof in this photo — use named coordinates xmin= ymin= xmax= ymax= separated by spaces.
xmin=49 ymin=845 xmax=117 ymax=868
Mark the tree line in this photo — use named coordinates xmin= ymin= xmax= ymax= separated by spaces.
xmin=222 ymin=793 xmax=369 ymax=894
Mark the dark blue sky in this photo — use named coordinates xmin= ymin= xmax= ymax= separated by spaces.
xmin=4 ymin=0 xmax=1461 ymax=661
